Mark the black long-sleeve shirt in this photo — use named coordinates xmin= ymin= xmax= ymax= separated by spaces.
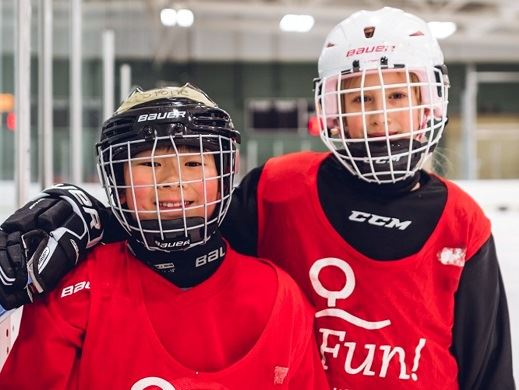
xmin=221 ymin=154 xmax=515 ymax=390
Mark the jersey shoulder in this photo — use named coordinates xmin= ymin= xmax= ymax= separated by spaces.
xmin=435 ymin=176 xmax=488 ymax=220
xmin=264 ymin=151 xmax=327 ymax=176
xmin=47 ymin=242 xmax=126 ymax=304
xmin=433 ymin=175 xmax=491 ymax=259
xmin=259 ymin=151 xmax=328 ymax=201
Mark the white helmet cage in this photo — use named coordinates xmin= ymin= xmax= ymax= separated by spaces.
xmin=96 ymin=84 xmax=240 ymax=252
xmin=315 ymin=7 xmax=450 ymax=183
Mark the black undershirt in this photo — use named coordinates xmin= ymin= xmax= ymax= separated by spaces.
xmin=317 ymin=157 xmax=447 ymax=260
xmin=222 ymin=156 xmax=448 ymax=260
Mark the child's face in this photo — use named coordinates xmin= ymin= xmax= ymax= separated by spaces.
xmin=122 ymin=146 xmax=219 ymax=221
xmin=341 ymin=71 xmax=422 ymax=140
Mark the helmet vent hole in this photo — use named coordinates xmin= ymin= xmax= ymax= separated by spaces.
xmin=363 ymin=26 xmax=375 ymax=38
xmin=194 ymin=110 xmax=229 ymax=128
xmin=410 ymin=31 xmax=424 ymax=36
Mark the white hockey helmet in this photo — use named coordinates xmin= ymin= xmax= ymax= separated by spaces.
xmin=315 ymin=7 xmax=450 ymax=183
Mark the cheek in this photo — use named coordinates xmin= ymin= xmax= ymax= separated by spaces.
xmin=345 ymin=117 xmax=364 ymax=138
xmin=196 ymin=176 xmax=219 ymax=199
xmin=126 ymin=167 xmax=153 ymax=186
xmin=199 ymin=176 xmax=220 ymax=215
xmin=124 ymin=187 xmax=152 ymax=211
xmin=406 ymin=108 xmax=422 ymax=130
xmin=123 ymin=168 xmax=154 ymax=210
xmin=207 ymin=178 xmax=219 ymax=199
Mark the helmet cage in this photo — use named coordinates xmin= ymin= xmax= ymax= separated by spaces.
xmin=314 ymin=65 xmax=449 ymax=183
xmin=96 ymin=92 xmax=240 ymax=252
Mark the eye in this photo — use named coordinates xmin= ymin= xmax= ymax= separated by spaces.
xmin=351 ymin=94 xmax=372 ymax=104
xmin=138 ymin=161 xmax=161 ymax=167
xmin=388 ymin=91 xmax=407 ymax=100
xmin=185 ymin=160 xmax=203 ymax=167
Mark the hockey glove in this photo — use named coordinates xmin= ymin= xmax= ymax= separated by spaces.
xmin=0 ymin=183 xmax=107 ymax=310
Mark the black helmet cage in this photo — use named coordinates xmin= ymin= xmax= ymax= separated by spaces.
xmin=96 ymin=98 xmax=240 ymax=251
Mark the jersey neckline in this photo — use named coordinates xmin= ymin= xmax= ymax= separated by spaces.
xmin=128 ymin=245 xmax=286 ymax=377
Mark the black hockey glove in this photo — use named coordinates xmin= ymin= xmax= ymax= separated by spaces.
xmin=0 ymin=183 xmax=109 ymax=310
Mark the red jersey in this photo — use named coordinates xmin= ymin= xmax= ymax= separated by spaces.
xmin=256 ymin=152 xmax=491 ymax=390
xmin=0 ymin=242 xmax=328 ymax=389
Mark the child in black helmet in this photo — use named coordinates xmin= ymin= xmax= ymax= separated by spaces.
xmin=0 ymin=84 xmax=328 ymax=389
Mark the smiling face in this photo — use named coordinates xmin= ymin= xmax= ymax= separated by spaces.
xmin=122 ymin=145 xmax=219 ymax=222
xmin=340 ymin=71 xmax=423 ymax=140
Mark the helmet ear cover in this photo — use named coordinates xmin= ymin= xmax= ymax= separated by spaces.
xmin=96 ymin=86 xmax=240 ymax=252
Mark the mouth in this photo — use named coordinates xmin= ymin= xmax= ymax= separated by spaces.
xmin=155 ymin=200 xmax=194 ymax=210
xmin=368 ymin=131 xmax=399 ymax=138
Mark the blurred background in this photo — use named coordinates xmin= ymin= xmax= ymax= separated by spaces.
xmin=0 ymin=0 xmax=518 ymax=378
xmin=1 ymin=0 xmax=519 ymax=183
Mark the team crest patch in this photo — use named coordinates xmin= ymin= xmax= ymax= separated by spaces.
xmin=273 ymin=366 xmax=289 ymax=384
xmin=437 ymin=247 xmax=466 ymax=267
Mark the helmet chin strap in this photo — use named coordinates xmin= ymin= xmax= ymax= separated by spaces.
xmin=340 ymin=139 xmax=431 ymax=183
xmin=132 ymin=217 xmax=210 ymax=252
xmin=330 ymin=155 xmax=422 ymax=196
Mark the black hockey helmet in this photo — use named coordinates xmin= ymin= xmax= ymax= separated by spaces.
xmin=96 ymin=83 xmax=240 ymax=251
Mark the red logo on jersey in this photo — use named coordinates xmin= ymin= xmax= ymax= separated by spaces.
xmin=274 ymin=366 xmax=289 ymax=384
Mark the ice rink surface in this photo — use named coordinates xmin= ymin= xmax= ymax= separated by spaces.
xmin=0 ymin=180 xmax=518 ymax=380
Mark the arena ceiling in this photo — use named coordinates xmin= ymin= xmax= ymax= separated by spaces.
xmin=82 ymin=0 xmax=519 ymax=61
xmin=3 ymin=0 xmax=519 ymax=62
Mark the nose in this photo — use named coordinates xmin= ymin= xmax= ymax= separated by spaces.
xmin=158 ymin=165 xmax=185 ymax=189
xmin=367 ymin=101 xmax=391 ymax=128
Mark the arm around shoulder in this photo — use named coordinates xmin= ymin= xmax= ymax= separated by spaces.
xmin=221 ymin=165 xmax=264 ymax=256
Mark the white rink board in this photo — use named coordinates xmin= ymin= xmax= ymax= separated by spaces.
xmin=0 ymin=180 xmax=518 ymax=381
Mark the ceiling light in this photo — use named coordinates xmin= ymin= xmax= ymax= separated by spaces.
xmin=177 ymin=9 xmax=194 ymax=27
xmin=428 ymin=21 xmax=457 ymax=39
xmin=280 ymin=14 xmax=315 ymax=33
xmin=160 ymin=8 xmax=177 ymax=27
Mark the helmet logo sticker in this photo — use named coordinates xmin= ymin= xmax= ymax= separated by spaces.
xmin=346 ymin=45 xmax=396 ymax=57
xmin=137 ymin=110 xmax=187 ymax=122
xmin=154 ymin=239 xmax=191 ymax=249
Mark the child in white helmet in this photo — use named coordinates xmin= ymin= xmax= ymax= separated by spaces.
xmin=223 ymin=8 xmax=514 ymax=389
